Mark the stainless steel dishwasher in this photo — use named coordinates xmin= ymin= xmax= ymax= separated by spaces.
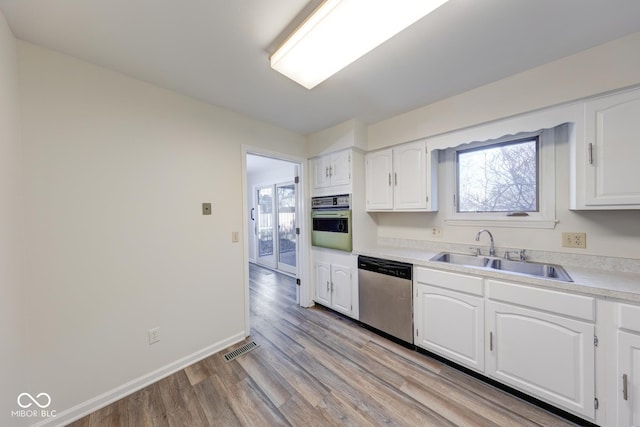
xmin=358 ymin=255 xmax=413 ymax=344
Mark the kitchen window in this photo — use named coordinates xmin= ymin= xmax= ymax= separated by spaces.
xmin=444 ymin=127 xmax=561 ymax=229
xmin=457 ymin=136 xmax=539 ymax=213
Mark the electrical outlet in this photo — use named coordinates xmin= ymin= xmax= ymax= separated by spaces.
xmin=202 ymin=203 xmax=212 ymax=215
xmin=562 ymin=232 xmax=587 ymax=249
xmin=148 ymin=327 xmax=160 ymax=345
xmin=431 ymin=227 xmax=442 ymax=238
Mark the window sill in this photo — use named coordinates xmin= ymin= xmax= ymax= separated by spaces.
xmin=444 ymin=217 xmax=558 ymax=229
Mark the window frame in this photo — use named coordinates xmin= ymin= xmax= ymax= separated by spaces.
xmin=444 ymin=128 xmax=557 ymax=229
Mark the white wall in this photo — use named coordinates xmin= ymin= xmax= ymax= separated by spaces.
xmin=17 ymin=41 xmax=306 ymax=421
xmin=0 ymin=10 xmax=27 ymax=427
xmin=368 ymin=32 xmax=640 ymax=149
xmin=307 ymin=119 xmax=367 ymax=157
xmin=367 ymin=32 xmax=640 ymax=260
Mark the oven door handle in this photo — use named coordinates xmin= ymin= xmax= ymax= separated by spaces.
xmin=312 ymin=212 xmax=348 ymax=218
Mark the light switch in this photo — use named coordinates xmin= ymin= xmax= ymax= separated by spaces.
xmin=202 ymin=203 xmax=212 ymax=215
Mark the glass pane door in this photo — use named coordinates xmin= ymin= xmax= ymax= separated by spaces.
xmin=276 ymin=183 xmax=296 ymax=273
xmin=256 ymin=186 xmax=276 ymax=268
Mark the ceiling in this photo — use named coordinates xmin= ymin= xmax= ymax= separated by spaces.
xmin=1 ymin=0 xmax=640 ymax=135
xmin=246 ymin=154 xmax=296 ymax=177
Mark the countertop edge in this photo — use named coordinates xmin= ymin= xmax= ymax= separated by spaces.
xmin=353 ymin=246 xmax=640 ymax=303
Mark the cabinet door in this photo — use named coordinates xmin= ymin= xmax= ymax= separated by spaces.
xmin=365 ymin=149 xmax=393 ymax=210
xmin=618 ymin=331 xmax=640 ymax=427
xmin=393 ymin=141 xmax=427 ymax=210
xmin=331 ymin=264 xmax=352 ymax=315
xmin=486 ymin=301 xmax=595 ymax=420
xmin=314 ymin=262 xmax=331 ymax=306
xmin=584 ymin=90 xmax=640 ymax=207
xmin=415 ymin=284 xmax=484 ymax=372
xmin=312 ymin=156 xmax=331 ymax=189
xmin=330 ymin=151 xmax=351 ymax=187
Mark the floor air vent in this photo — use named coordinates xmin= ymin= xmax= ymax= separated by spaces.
xmin=223 ymin=341 xmax=259 ymax=362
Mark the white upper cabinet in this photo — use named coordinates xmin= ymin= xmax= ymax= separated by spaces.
xmin=365 ymin=149 xmax=393 ymax=210
xmin=393 ymin=142 xmax=428 ymax=210
xmin=572 ymin=87 xmax=640 ymax=209
xmin=312 ymin=149 xmax=351 ymax=191
xmin=313 ymin=155 xmax=332 ymax=189
xmin=365 ymin=140 xmax=438 ymax=211
xmin=329 ymin=150 xmax=351 ymax=187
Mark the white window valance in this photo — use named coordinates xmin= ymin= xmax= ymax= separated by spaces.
xmin=425 ymin=102 xmax=584 ymax=151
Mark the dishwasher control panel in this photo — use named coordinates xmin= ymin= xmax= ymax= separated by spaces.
xmin=357 ymin=256 xmax=412 ymax=280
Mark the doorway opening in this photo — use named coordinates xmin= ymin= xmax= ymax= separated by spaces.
xmin=247 ymin=154 xmax=299 ymax=277
xmin=254 ymin=182 xmax=297 ymax=275
xmin=243 ymin=147 xmax=310 ymax=343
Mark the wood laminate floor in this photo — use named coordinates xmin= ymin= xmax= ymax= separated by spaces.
xmin=68 ymin=264 xmax=580 ymax=427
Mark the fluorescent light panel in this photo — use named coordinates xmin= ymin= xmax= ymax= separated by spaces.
xmin=270 ymin=0 xmax=449 ymax=89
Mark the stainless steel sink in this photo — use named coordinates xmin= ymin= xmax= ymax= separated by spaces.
xmin=430 ymin=252 xmax=573 ymax=282
xmin=489 ymin=259 xmax=573 ymax=282
xmin=430 ymin=252 xmax=491 ymax=267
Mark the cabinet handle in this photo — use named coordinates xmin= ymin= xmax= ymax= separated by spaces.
xmin=329 ymin=166 xmax=333 ymax=177
xmin=325 ymin=166 xmax=329 ymax=178
xmin=489 ymin=332 xmax=493 ymax=351
xmin=326 ymin=281 xmax=330 ymax=291
xmin=623 ymin=373 xmax=629 ymax=401
xmin=388 ymin=173 xmax=391 ymax=186
xmin=394 ymin=172 xmax=398 ymax=186
xmin=588 ymin=143 xmax=593 ymax=165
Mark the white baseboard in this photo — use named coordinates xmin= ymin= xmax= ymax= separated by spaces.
xmin=34 ymin=332 xmax=246 ymax=427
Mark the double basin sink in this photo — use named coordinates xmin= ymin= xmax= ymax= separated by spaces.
xmin=430 ymin=252 xmax=573 ymax=282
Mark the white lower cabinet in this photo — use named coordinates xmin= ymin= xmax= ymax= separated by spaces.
xmin=313 ymin=249 xmax=356 ymax=318
xmin=616 ymin=303 xmax=640 ymax=426
xmin=414 ymin=268 xmax=598 ymax=422
xmin=414 ymin=268 xmax=485 ymax=372
xmin=486 ymin=300 xmax=595 ymax=419
xmin=617 ymin=331 xmax=640 ymax=426
xmin=486 ymin=279 xmax=596 ymax=420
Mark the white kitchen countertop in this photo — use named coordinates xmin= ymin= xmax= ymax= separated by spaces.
xmin=354 ymin=244 xmax=640 ymax=303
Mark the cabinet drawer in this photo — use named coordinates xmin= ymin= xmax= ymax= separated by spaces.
xmin=415 ymin=267 xmax=483 ymax=296
xmin=486 ymin=280 xmax=595 ymax=321
xmin=618 ymin=303 xmax=640 ymax=333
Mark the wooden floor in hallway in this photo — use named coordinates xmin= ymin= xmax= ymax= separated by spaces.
xmin=68 ymin=263 xmax=581 ymax=426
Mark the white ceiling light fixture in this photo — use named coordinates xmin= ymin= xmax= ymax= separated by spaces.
xmin=270 ymin=0 xmax=449 ymax=89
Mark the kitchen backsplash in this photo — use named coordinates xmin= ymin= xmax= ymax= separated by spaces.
xmin=377 ymin=237 xmax=640 ymax=274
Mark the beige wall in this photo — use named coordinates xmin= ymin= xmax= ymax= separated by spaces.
xmin=0 ymin=10 xmax=26 ymax=427
xmin=17 ymin=41 xmax=305 ymax=421
xmin=307 ymin=118 xmax=367 ymax=157
xmin=366 ymin=32 xmax=640 ymax=260
xmin=7 ymin=19 xmax=640 ymax=426
xmin=368 ymin=32 xmax=640 ymax=149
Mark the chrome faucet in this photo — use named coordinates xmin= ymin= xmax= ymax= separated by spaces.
xmin=475 ymin=229 xmax=495 ymax=256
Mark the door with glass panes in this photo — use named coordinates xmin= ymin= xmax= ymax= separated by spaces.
xmin=255 ymin=182 xmax=297 ymax=273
